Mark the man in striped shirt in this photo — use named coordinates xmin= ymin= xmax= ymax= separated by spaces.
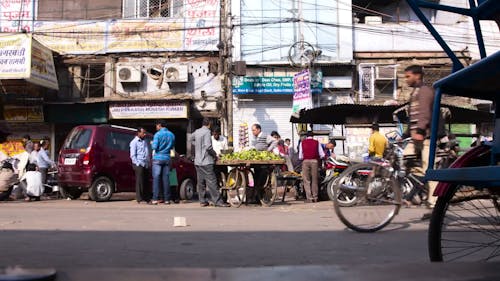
xmin=250 ymin=124 xmax=277 ymax=152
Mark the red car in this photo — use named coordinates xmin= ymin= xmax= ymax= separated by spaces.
xmin=57 ymin=125 xmax=196 ymax=202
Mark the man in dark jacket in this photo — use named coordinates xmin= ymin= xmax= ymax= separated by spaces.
xmin=403 ymin=65 xmax=438 ymax=214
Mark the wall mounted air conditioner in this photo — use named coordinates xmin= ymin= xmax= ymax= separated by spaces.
xmin=117 ymin=65 xmax=142 ymax=83
xmin=375 ymin=65 xmax=397 ymax=80
xmin=164 ymin=64 xmax=189 ymax=82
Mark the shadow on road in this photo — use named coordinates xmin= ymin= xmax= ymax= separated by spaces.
xmin=0 ymin=229 xmax=428 ymax=268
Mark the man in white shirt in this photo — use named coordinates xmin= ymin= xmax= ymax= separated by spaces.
xmin=211 ymin=127 xmax=228 ymax=157
xmin=29 ymin=142 xmax=40 ymax=165
xmin=23 ymin=163 xmax=44 ymax=201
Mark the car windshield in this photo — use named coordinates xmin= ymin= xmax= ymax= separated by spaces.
xmin=64 ymin=128 xmax=92 ymax=149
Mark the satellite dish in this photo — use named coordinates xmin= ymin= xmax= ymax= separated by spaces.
xmin=118 ymin=67 xmax=131 ymax=80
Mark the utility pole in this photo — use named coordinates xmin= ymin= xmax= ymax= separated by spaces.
xmin=220 ymin=0 xmax=234 ymax=148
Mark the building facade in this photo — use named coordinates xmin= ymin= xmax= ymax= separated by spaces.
xmin=0 ymin=0 xmax=224 ymax=157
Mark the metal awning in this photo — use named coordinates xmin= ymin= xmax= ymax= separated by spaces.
xmin=290 ymin=103 xmax=493 ymax=125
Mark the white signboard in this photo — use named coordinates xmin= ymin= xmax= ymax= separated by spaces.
xmin=0 ymin=0 xmax=35 ymax=33
xmin=0 ymin=33 xmax=31 ymax=79
xmin=109 ymin=102 xmax=189 ymax=119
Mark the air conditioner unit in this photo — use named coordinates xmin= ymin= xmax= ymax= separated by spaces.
xmin=375 ymin=65 xmax=397 ymax=80
xmin=164 ymin=64 xmax=188 ymax=82
xmin=117 ymin=65 xmax=142 ymax=83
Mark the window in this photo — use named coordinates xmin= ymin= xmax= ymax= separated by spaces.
xmin=106 ymin=132 xmax=134 ymax=151
xmin=123 ymin=0 xmax=176 ymax=18
xmin=64 ymin=129 xmax=92 ymax=149
xmin=358 ymin=64 xmax=397 ymax=102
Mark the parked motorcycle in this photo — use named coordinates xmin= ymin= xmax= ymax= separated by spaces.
xmin=321 ymin=155 xmax=351 ymax=202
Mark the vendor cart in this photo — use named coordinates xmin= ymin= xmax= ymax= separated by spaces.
xmin=216 ymin=159 xmax=285 ymax=207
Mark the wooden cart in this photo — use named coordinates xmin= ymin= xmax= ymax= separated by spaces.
xmin=216 ymin=159 xmax=285 ymax=207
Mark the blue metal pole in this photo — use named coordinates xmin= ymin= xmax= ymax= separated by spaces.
xmin=415 ymin=1 xmax=471 ymax=16
xmin=469 ymin=0 xmax=487 ymax=59
xmin=406 ymin=0 xmax=464 ymax=72
xmin=428 ymin=87 xmax=442 ymax=171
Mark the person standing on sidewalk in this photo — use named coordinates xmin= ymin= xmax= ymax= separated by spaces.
xmin=151 ymin=120 xmax=175 ymax=205
xmin=22 ymin=135 xmax=33 ymax=154
xmin=298 ymin=131 xmax=325 ymax=203
xmin=191 ymin=118 xmax=229 ymax=207
xmin=130 ymin=127 xmax=151 ymax=204
xmin=37 ymin=140 xmax=55 ymax=184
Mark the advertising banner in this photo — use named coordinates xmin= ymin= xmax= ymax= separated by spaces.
xmin=292 ymin=69 xmax=312 ymax=113
xmin=0 ymin=33 xmax=31 ymax=79
xmin=232 ymin=73 xmax=322 ymax=95
xmin=106 ymin=20 xmax=183 ymax=52
xmin=184 ymin=0 xmax=219 ymax=51
xmin=109 ymin=102 xmax=189 ymax=119
xmin=0 ymin=0 xmax=35 ymax=33
xmin=26 ymin=39 xmax=58 ymax=90
xmin=34 ymin=21 xmax=107 ymax=54
xmin=32 ymin=1 xmax=220 ymax=54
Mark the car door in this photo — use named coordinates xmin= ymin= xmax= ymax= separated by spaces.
xmin=103 ymin=130 xmax=135 ymax=192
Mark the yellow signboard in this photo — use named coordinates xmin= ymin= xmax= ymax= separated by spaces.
xmin=106 ymin=20 xmax=183 ymax=52
xmin=27 ymin=39 xmax=59 ymax=90
xmin=34 ymin=21 xmax=107 ymax=54
xmin=3 ymin=105 xmax=44 ymax=122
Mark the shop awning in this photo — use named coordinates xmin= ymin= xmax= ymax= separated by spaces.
xmin=289 ymin=103 xmax=493 ymax=125
xmin=44 ymin=102 xmax=108 ymax=124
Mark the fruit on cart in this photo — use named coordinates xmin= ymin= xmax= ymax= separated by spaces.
xmin=219 ymin=150 xmax=282 ymax=161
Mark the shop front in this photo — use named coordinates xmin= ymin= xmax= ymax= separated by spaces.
xmin=231 ymin=73 xmax=322 ymax=151
xmin=44 ymin=102 xmax=109 ymax=155
xmin=0 ymin=33 xmax=59 ymax=159
xmin=0 ymin=103 xmax=51 ymax=159
xmin=108 ymin=100 xmax=192 ymax=155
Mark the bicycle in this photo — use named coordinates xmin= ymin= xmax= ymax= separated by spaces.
xmin=332 ymin=134 xmax=456 ymax=232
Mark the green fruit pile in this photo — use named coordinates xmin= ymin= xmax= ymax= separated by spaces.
xmin=220 ymin=150 xmax=282 ymax=161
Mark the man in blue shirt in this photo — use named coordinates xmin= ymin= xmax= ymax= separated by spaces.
xmin=151 ymin=120 xmax=175 ymax=205
xmin=37 ymin=140 xmax=55 ymax=184
xmin=129 ymin=127 xmax=150 ymax=204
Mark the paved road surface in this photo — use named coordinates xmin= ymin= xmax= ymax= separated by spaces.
xmin=0 ymin=194 xmax=432 ymax=269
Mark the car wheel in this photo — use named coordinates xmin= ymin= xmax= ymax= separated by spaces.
xmin=59 ymin=186 xmax=83 ymax=200
xmin=89 ymin=177 xmax=114 ymax=202
xmin=179 ymin=178 xmax=195 ymax=201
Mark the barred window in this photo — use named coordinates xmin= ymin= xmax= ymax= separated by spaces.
xmin=123 ymin=0 xmax=175 ymax=18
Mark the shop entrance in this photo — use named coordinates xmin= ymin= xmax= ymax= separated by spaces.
xmin=110 ymin=119 xmax=189 ymax=155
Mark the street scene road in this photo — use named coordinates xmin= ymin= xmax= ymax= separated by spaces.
xmin=0 ymin=194 xmax=431 ymax=269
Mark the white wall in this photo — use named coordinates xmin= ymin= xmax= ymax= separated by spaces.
xmin=354 ymin=21 xmax=500 ymax=60
xmin=232 ymin=0 xmax=353 ymax=64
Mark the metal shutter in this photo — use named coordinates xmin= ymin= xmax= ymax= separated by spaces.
xmin=232 ymin=96 xmax=294 ymax=151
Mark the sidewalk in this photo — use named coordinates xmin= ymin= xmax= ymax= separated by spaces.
xmin=14 ymin=263 xmax=500 ymax=281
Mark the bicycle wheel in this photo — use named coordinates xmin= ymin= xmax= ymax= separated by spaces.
xmin=260 ymin=169 xmax=278 ymax=207
xmin=429 ymin=185 xmax=500 ymax=262
xmin=333 ymin=162 xmax=402 ymax=233
xmin=225 ymin=168 xmax=247 ymax=208
xmin=217 ymin=171 xmax=228 ymax=203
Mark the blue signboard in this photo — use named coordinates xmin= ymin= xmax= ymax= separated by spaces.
xmin=232 ymin=74 xmax=322 ymax=95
